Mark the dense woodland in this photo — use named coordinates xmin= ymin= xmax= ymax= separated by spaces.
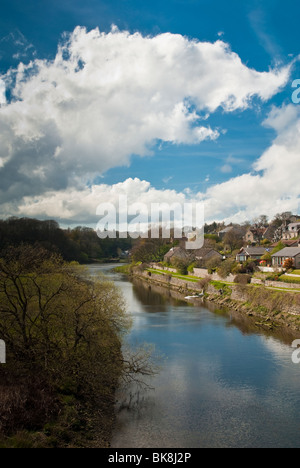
xmin=0 ymin=217 xmax=133 ymax=263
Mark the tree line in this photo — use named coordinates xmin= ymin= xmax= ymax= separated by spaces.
xmin=0 ymin=217 xmax=133 ymax=263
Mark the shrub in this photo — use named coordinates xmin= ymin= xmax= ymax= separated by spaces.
xmin=205 ymin=256 xmax=222 ymax=273
xmin=283 ymin=258 xmax=294 ymax=270
xmin=241 ymin=260 xmax=257 ymax=274
xmin=187 ymin=263 xmax=196 ymax=273
xmin=217 ymin=258 xmax=237 ymax=278
xmin=231 ymin=262 xmax=242 ymax=275
xmin=0 ymin=368 xmax=60 ymax=435
xmin=173 ymin=258 xmax=189 ymax=275
xmin=234 ymin=274 xmax=252 ymax=285
xmin=266 ymin=272 xmax=283 ymax=281
xmin=198 ymin=276 xmax=211 ymax=290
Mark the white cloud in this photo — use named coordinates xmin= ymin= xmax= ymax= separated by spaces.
xmin=220 ymin=154 xmax=243 ymax=174
xmin=201 ymin=103 xmax=300 ymax=222
xmin=0 ymin=80 xmax=6 ymax=106
xmin=0 ymin=26 xmax=291 ymax=207
xmin=220 ymin=164 xmax=232 ymax=174
xmin=9 ymin=103 xmax=300 ymax=226
xmin=16 ymin=177 xmax=187 ymax=225
xmin=0 ymin=26 xmax=296 ymax=226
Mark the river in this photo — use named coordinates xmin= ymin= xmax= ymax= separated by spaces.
xmin=88 ymin=264 xmax=300 ymax=448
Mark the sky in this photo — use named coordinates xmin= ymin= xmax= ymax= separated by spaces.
xmin=0 ymin=0 xmax=300 ymax=228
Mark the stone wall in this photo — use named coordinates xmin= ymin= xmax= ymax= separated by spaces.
xmin=133 ymin=267 xmax=300 ymax=316
xmin=192 ymin=267 xmax=235 ymax=283
xmin=149 ymin=263 xmax=177 ymax=273
xmin=251 ymin=277 xmax=300 ymax=289
xmin=192 ymin=268 xmax=209 ymax=278
xmin=134 ymin=269 xmax=202 ymax=294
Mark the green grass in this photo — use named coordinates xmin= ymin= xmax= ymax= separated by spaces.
xmin=279 ymin=275 xmax=300 ymax=284
xmin=146 ymin=268 xmax=300 ymax=298
xmin=147 ymin=268 xmax=201 ymax=283
xmin=210 ymin=281 xmax=232 ymax=295
xmin=292 ymin=270 xmax=300 ymax=276
xmin=113 ymin=264 xmax=131 ymax=274
xmin=267 ymin=286 xmax=300 ymax=293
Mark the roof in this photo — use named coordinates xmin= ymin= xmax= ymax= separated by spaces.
xmin=272 ymin=247 xmax=300 ymax=258
xmin=164 ymin=247 xmax=190 ymax=259
xmin=238 ymin=247 xmax=268 ymax=256
xmin=262 ymin=225 xmax=276 ymax=239
xmin=248 ymin=227 xmax=266 ymax=233
xmin=218 ymin=226 xmax=233 ymax=234
xmin=271 ymin=240 xmax=299 ymax=248
xmin=193 ymin=248 xmax=222 ymax=259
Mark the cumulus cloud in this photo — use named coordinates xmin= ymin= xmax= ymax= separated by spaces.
xmin=0 ymin=80 xmax=6 ymax=106
xmin=201 ymin=103 xmax=300 ymax=222
xmin=0 ymin=26 xmax=291 ymax=208
xmin=16 ymin=178 xmax=187 ymax=224
xmin=10 ymin=103 xmax=300 ymax=226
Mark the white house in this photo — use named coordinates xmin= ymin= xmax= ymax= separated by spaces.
xmin=282 ymin=223 xmax=300 ymax=240
xmin=272 ymin=247 xmax=300 ymax=269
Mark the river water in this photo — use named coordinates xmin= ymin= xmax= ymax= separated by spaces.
xmin=88 ymin=264 xmax=300 ymax=448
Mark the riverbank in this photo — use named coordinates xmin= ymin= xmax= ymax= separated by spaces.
xmin=0 ymin=253 xmax=127 ymax=449
xmin=0 ymin=378 xmax=119 ymax=449
xmin=127 ymin=266 xmax=300 ymax=333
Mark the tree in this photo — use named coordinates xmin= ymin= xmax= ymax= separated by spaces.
xmin=261 ymin=252 xmax=272 ymax=263
xmin=273 ymin=212 xmax=293 ymax=228
xmin=217 ymin=258 xmax=237 ymax=278
xmin=254 ymin=215 xmax=269 ymax=227
xmin=173 ymin=258 xmax=189 ymax=275
xmin=0 ymin=246 xmax=131 ymax=394
xmin=223 ymin=230 xmax=243 ymax=253
xmin=0 ymin=245 xmax=157 ymax=442
xmin=131 ymin=232 xmax=173 ymax=264
xmin=205 ymin=256 xmax=222 ymax=273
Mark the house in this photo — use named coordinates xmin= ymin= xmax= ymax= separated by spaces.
xmin=164 ymin=245 xmax=221 ymax=266
xmin=164 ymin=247 xmax=192 ymax=265
xmin=262 ymin=224 xmax=277 ymax=242
xmin=236 ymin=246 xmax=269 ymax=263
xmin=272 ymin=248 xmax=300 ymax=269
xmin=272 ymin=216 xmax=300 ymax=242
xmin=282 ymin=223 xmax=300 ymax=240
xmin=193 ymin=247 xmax=222 ymax=263
xmin=244 ymin=227 xmax=267 ymax=244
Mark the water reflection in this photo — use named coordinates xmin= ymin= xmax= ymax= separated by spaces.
xmin=88 ymin=264 xmax=300 ymax=448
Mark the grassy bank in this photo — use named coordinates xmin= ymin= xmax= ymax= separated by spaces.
xmin=128 ymin=264 xmax=300 ymax=332
xmin=113 ymin=264 xmax=133 ymax=274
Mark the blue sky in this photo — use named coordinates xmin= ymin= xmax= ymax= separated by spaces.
xmin=0 ymin=0 xmax=300 ymax=225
